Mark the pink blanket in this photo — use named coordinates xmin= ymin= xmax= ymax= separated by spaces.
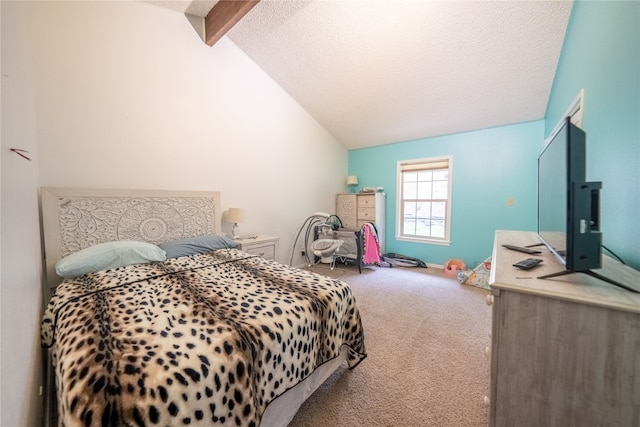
xmin=362 ymin=223 xmax=382 ymax=265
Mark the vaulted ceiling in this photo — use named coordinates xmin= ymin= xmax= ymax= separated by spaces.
xmin=145 ymin=0 xmax=574 ymax=149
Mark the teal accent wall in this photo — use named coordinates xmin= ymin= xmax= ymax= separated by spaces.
xmin=349 ymin=121 xmax=543 ymax=268
xmin=545 ymin=1 xmax=640 ymax=269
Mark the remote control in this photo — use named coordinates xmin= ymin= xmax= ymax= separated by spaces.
xmin=502 ymin=244 xmax=542 ymax=255
xmin=513 ymin=258 xmax=543 ymax=270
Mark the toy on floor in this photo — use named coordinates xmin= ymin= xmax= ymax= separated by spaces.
xmin=457 ymin=258 xmax=491 ymax=290
xmin=444 ymin=258 xmax=466 ymax=277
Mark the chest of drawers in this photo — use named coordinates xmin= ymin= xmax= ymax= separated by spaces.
xmin=336 ymin=193 xmax=385 ymax=252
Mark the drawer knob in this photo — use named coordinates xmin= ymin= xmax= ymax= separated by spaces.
xmin=485 ymin=295 xmax=494 ymax=306
xmin=483 ymin=396 xmax=490 ymax=407
xmin=485 ymin=346 xmax=491 ymax=358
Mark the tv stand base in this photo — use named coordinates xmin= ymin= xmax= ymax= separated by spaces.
xmin=538 ymin=269 xmax=639 ymax=293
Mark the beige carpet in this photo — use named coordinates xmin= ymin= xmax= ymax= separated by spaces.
xmin=288 ymin=264 xmax=492 ymax=427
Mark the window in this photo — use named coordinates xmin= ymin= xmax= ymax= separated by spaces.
xmin=546 ymin=88 xmax=584 ymax=147
xmin=396 ymin=156 xmax=452 ymax=245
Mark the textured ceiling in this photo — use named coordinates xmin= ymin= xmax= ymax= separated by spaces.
xmin=146 ymin=0 xmax=574 ymax=150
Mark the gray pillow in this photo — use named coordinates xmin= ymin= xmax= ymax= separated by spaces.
xmin=159 ymin=234 xmax=238 ymax=258
xmin=55 ymin=240 xmax=167 ymax=278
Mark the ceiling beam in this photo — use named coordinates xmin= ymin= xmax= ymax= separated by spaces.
xmin=205 ymin=0 xmax=260 ymax=47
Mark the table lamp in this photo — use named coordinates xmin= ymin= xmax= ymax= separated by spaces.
xmin=347 ymin=176 xmax=358 ymax=193
xmin=226 ymin=208 xmax=245 ymax=239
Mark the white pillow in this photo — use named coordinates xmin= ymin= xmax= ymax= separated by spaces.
xmin=55 ymin=240 xmax=166 ymax=278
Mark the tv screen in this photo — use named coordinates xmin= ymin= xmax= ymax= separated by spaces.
xmin=537 ymin=117 xmax=601 ymax=272
xmin=537 ymin=123 xmax=572 ymax=260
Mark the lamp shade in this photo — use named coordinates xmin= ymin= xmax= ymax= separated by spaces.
xmin=226 ymin=208 xmax=245 ymax=224
xmin=347 ymin=176 xmax=358 ymax=185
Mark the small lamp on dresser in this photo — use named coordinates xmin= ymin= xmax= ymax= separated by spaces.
xmin=347 ymin=175 xmax=359 ymax=193
xmin=226 ymin=208 xmax=245 ymax=239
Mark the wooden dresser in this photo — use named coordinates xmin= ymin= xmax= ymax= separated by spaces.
xmin=336 ymin=192 xmax=385 ymax=252
xmin=486 ymin=230 xmax=640 ymax=427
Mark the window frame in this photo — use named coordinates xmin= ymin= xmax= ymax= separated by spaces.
xmin=395 ymin=155 xmax=453 ymax=246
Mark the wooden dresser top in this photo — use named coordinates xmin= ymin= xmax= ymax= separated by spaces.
xmin=490 ymin=230 xmax=640 ymax=314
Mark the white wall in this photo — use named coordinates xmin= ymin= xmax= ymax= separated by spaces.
xmin=1 ymin=1 xmax=348 ymax=425
xmin=1 ymin=2 xmax=45 ymax=426
xmin=30 ymin=1 xmax=348 ymax=241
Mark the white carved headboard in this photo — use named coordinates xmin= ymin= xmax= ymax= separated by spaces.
xmin=41 ymin=187 xmax=222 ymax=289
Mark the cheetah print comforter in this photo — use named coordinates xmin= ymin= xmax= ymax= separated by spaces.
xmin=41 ymin=249 xmax=366 ymax=427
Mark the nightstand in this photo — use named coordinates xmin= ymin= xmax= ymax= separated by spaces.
xmin=234 ymin=235 xmax=280 ymax=262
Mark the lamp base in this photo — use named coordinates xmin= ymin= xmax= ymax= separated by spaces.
xmin=232 ymin=224 xmax=240 ymax=240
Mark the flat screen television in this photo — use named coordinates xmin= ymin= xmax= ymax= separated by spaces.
xmin=536 ymin=117 xmax=635 ymax=292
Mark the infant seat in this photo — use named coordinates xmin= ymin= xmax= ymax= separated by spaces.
xmin=312 ymin=239 xmax=344 ymax=265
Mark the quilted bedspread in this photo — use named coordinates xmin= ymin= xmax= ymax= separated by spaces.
xmin=41 ymin=249 xmax=366 ymax=427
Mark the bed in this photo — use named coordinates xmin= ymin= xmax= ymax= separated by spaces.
xmin=40 ymin=187 xmax=367 ymax=427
